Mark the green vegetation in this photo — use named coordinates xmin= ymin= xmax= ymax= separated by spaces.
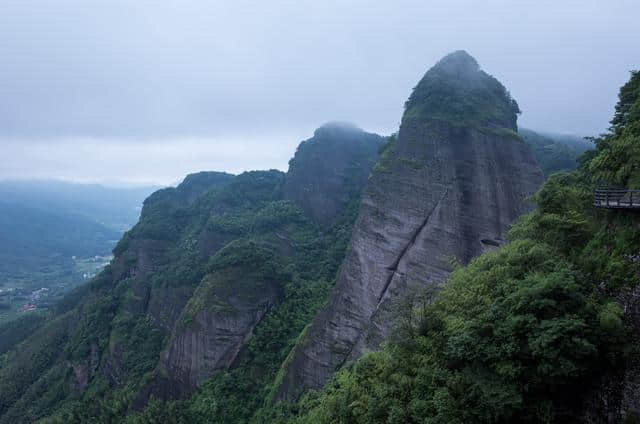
xmin=403 ymin=51 xmax=519 ymax=129
xmin=0 ymin=201 xmax=118 ymax=287
xmin=1 ymin=63 xmax=637 ymax=424
xmin=0 ymin=313 xmax=46 ymax=355
xmin=519 ymin=128 xmax=593 ymax=176
xmin=0 ymin=151 xmax=367 ymax=423
xmin=0 ymin=181 xmax=155 ymax=325
xmin=589 ymin=71 xmax=640 ymax=188
xmin=119 ymin=188 xmax=361 ymax=424
xmin=271 ymin=71 xmax=640 ymax=423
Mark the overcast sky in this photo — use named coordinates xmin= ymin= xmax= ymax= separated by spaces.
xmin=1 ymin=0 xmax=638 ymax=185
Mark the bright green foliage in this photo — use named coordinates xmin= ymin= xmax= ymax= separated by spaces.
xmin=287 ymin=241 xmax=625 ymax=424
xmin=508 ymin=173 xmax=593 ymax=255
xmin=589 ymin=70 xmax=640 ymax=188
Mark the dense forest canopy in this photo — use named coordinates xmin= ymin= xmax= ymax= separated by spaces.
xmin=403 ymin=51 xmax=520 ymax=131
xmin=518 ymin=128 xmax=592 ymax=176
xmin=589 ymin=71 xmax=640 ymax=188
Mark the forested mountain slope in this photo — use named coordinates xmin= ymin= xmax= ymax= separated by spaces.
xmin=275 ymin=50 xmax=543 ymax=402
xmin=519 ymin=128 xmax=592 ymax=176
xmin=0 ymin=123 xmax=383 ymax=423
xmin=280 ymin=71 xmax=640 ymax=424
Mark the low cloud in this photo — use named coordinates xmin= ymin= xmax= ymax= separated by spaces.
xmin=1 ymin=132 xmax=305 ymax=185
xmin=1 ymin=0 xmax=638 ymax=183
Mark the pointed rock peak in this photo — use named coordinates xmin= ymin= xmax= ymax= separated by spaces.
xmin=432 ymin=50 xmax=480 ymax=75
xmin=404 ymin=50 xmax=520 ymax=130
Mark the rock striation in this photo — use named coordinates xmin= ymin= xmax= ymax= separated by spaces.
xmin=275 ymin=50 xmax=544 ymax=401
xmin=153 ymin=265 xmax=284 ymax=399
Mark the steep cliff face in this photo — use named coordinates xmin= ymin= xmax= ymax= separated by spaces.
xmin=152 ymin=250 xmax=286 ymax=399
xmin=276 ymin=51 xmax=544 ymax=401
xmin=283 ymin=122 xmax=384 ymax=226
xmin=0 ymin=122 xmax=384 ymax=422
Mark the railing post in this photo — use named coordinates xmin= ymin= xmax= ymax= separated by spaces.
xmin=630 ymin=191 xmax=633 ymax=207
xmin=606 ymin=191 xmax=609 ymax=207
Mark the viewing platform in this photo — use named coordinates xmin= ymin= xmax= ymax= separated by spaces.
xmin=594 ymin=189 xmax=640 ymax=209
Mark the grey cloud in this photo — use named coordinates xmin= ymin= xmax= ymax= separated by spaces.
xmin=0 ymin=0 xmax=638 ymax=182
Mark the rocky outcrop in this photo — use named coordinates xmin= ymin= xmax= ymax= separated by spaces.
xmin=156 ymin=267 xmax=283 ymax=398
xmin=276 ymin=51 xmax=544 ymax=401
xmin=70 ymin=343 xmax=99 ymax=392
xmin=283 ymin=122 xmax=384 ymax=226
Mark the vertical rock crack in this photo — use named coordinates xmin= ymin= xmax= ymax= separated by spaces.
xmin=378 ymin=187 xmax=449 ymax=306
xmin=335 ymin=187 xmax=449 ymax=371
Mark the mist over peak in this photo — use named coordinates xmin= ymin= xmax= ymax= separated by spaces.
xmin=1 ymin=2 xmax=637 ymax=183
xmin=404 ymin=50 xmax=520 ymax=130
xmin=432 ymin=50 xmax=480 ymax=75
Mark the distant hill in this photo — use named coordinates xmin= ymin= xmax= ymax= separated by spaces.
xmin=0 ymin=180 xmax=159 ymax=232
xmin=0 ymin=181 xmax=159 ymax=320
xmin=519 ymin=128 xmax=593 ymax=176
xmin=0 ymin=201 xmax=119 ymax=287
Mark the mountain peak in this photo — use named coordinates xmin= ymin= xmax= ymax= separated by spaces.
xmin=284 ymin=123 xmax=384 ymax=226
xmin=432 ymin=50 xmax=480 ymax=74
xmin=403 ymin=50 xmax=519 ymax=130
xmin=313 ymin=121 xmax=362 ymax=138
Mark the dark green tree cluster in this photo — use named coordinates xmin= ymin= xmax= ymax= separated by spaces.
xmin=589 ymin=71 xmax=640 ymax=188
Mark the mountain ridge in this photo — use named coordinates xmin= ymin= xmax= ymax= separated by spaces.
xmin=0 ymin=122 xmax=385 ymax=423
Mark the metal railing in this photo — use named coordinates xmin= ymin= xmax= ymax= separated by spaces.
xmin=594 ymin=189 xmax=640 ymax=209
